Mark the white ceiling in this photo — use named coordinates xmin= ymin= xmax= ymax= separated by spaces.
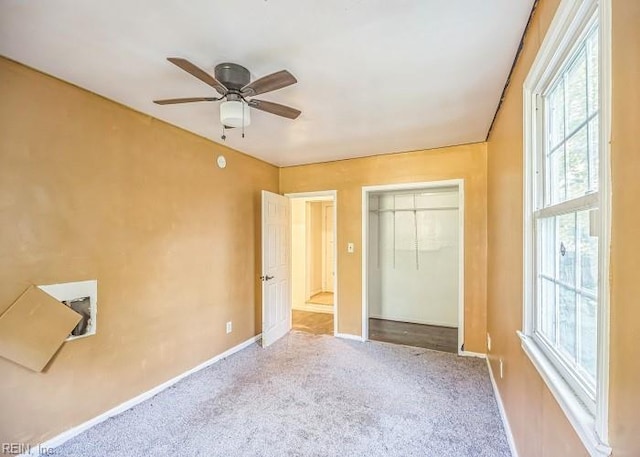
xmin=0 ymin=1 xmax=533 ymax=166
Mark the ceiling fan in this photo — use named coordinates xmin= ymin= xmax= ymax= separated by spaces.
xmin=154 ymin=58 xmax=301 ymax=131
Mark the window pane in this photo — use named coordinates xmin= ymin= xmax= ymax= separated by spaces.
xmin=587 ymin=29 xmax=599 ymax=116
xmin=577 ymin=210 xmax=598 ymax=293
xmin=566 ymin=126 xmax=589 ymax=198
xmin=548 ymin=83 xmax=565 ymax=150
xmin=548 ymin=148 xmax=566 ymax=205
xmin=558 ymin=213 xmax=576 ymax=285
xmin=540 ymin=278 xmax=557 ymax=342
xmin=579 ymin=297 xmax=597 ymax=379
xmin=588 ymin=117 xmax=599 ymax=192
xmin=566 ymin=49 xmax=588 ymax=133
xmin=559 ymin=286 xmax=577 ymax=359
xmin=539 ymin=217 xmax=556 ymax=276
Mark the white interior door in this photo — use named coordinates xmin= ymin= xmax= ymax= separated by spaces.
xmin=261 ymin=190 xmax=291 ymax=347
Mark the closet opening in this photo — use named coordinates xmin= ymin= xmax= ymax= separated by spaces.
xmin=362 ymin=180 xmax=464 ymax=353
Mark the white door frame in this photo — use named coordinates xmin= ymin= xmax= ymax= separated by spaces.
xmin=285 ymin=190 xmax=338 ymax=336
xmin=361 ymin=179 xmax=465 ymax=354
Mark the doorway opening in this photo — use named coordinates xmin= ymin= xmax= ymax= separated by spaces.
xmin=362 ymin=180 xmax=464 ymax=354
xmin=288 ymin=191 xmax=337 ymax=336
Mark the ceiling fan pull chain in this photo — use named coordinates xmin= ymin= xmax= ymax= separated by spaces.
xmin=221 ymin=125 xmax=226 ymax=141
xmin=242 ymin=102 xmax=246 ymax=138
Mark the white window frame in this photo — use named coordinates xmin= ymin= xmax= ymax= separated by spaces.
xmin=520 ymin=0 xmax=611 ymax=456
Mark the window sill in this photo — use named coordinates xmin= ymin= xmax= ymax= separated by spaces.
xmin=517 ymin=331 xmax=611 ymax=457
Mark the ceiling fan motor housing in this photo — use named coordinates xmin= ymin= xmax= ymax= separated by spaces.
xmin=215 ymin=63 xmax=250 ymax=91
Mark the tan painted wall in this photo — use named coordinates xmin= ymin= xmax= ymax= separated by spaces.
xmin=0 ymin=57 xmax=278 ymax=445
xmin=486 ymin=0 xmax=640 ymax=455
xmin=280 ymin=143 xmax=488 ymax=352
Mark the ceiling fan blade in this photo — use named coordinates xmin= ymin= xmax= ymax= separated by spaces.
xmin=248 ymin=99 xmax=301 ymax=119
xmin=153 ymin=97 xmax=220 ymax=105
xmin=167 ymin=58 xmax=228 ymax=95
xmin=241 ymin=70 xmax=297 ymax=97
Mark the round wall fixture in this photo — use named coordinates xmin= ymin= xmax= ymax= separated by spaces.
xmin=217 ymin=155 xmax=227 ymax=169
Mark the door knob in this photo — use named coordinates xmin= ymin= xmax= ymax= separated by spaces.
xmin=260 ymin=275 xmax=274 ymax=281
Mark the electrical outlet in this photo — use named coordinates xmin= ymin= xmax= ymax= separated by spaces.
xmin=347 ymin=242 xmax=355 ymax=253
xmin=226 ymin=321 xmax=232 ymax=334
xmin=487 ymin=333 xmax=492 ymax=352
xmin=499 ymin=358 xmax=504 ymax=379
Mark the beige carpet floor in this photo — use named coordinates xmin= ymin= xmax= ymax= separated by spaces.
xmin=55 ymin=331 xmax=510 ymax=457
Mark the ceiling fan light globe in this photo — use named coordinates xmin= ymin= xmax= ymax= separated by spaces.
xmin=220 ymin=101 xmax=250 ymax=128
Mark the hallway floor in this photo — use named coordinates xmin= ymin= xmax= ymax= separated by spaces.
xmin=306 ymin=291 xmax=333 ymax=306
xmin=292 ymin=309 xmax=333 ymax=335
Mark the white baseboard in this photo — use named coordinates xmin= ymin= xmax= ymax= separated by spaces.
xmin=293 ymin=303 xmax=334 ymax=314
xmin=486 ymin=357 xmax=519 ymax=457
xmin=460 ymin=351 xmax=487 ymax=359
xmin=335 ymin=333 xmax=364 ymax=342
xmin=21 ymin=334 xmax=262 ymax=456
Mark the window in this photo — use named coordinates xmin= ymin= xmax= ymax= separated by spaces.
xmin=536 ymin=22 xmax=600 ymax=409
xmin=522 ymin=0 xmax=610 ymax=455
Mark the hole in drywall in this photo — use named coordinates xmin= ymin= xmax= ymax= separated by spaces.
xmin=63 ymin=296 xmax=92 ymax=337
xmin=38 ymin=280 xmax=98 ymax=341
